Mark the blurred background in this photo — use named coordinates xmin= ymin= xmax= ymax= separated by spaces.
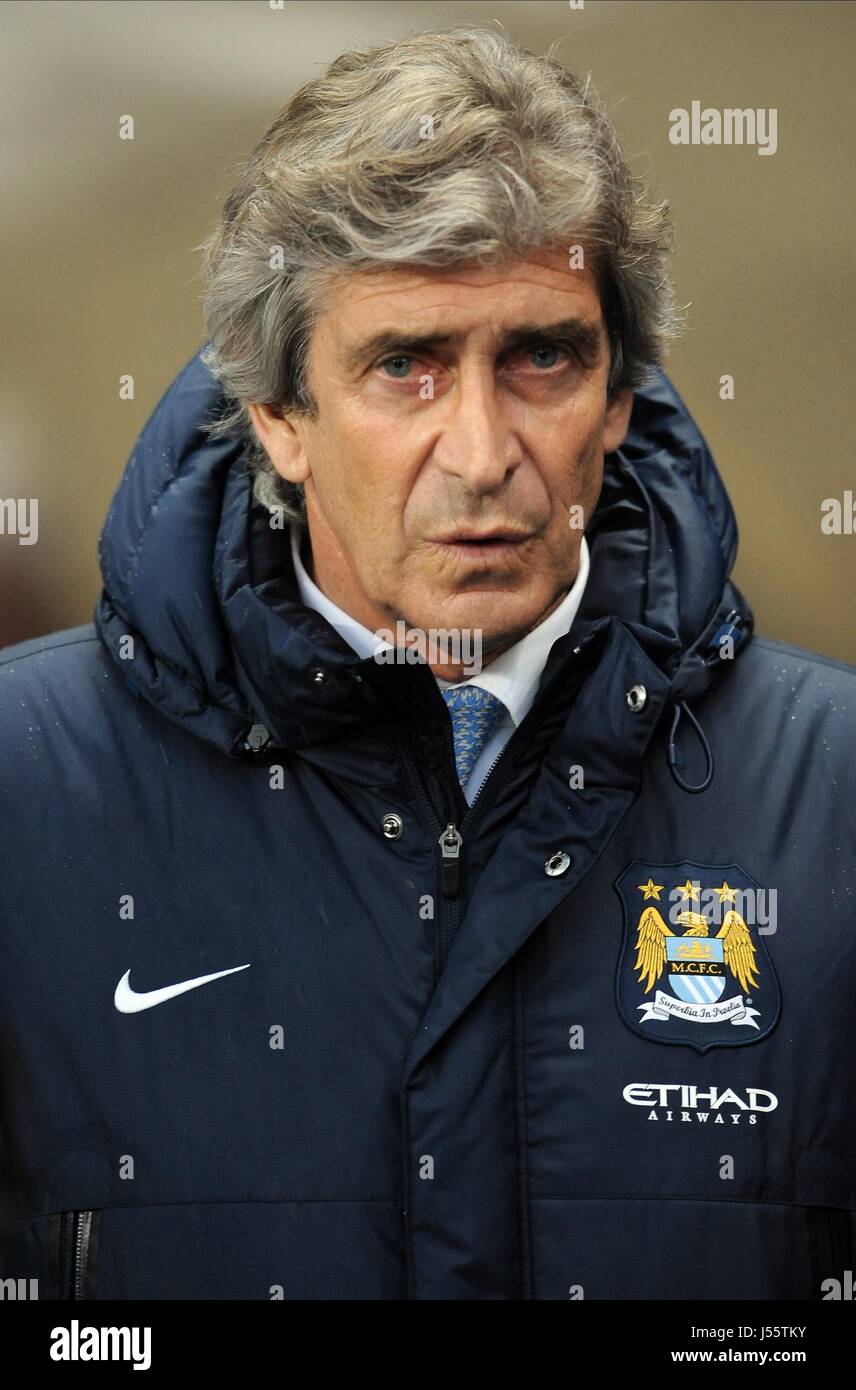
xmin=1 ymin=0 xmax=854 ymax=658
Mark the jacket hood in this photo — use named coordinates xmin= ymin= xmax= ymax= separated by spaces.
xmin=95 ymin=345 xmax=753 ymax=783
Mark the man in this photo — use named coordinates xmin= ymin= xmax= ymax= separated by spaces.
xmin=1 ymin=27 xmax=854 ymax=1301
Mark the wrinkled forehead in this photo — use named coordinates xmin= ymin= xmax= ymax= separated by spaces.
xmin=313 ymin=246 xmax=606 ymax=361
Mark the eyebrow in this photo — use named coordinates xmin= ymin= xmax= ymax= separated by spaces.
xmin=340 ymin=317 xmax=603 ymax=375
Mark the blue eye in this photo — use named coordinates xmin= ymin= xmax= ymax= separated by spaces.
xmin=380 ymin=355 xmax=414 ymax=378
xmin=528 ymin=344 xmax=562 ymax=369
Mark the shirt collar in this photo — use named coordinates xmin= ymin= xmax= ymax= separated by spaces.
xmin=289 ymin=522 xmax=590 ymax=727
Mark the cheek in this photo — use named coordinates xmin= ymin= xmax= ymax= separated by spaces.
xmin=544 ymin=422 xmax=603 ymax=517
xmin=317 ymin=417 xmax=415 ymax=569
xmin=575 ymin=426 xmax=606 ymax=494
xmin=340 ymin=408 xmax=416 ymax=506
xmin=309 ymin=413 xmax=378 ymax=512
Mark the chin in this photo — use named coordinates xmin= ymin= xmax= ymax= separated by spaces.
xmin=434 ymin=590 xmax=550 ymax=646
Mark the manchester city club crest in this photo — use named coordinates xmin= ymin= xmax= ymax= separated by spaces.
xmin=614 ymin=861 xmax=781 ymax=1052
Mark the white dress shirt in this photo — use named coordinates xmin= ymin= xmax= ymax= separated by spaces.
xmin=289 ymin=523 xmax=590 ymax=804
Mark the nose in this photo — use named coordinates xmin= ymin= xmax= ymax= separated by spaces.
xmin=431 ymin=363 xmax=522 ymax=494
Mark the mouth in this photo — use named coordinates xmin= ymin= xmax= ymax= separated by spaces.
xmin=430 ymin=529 xmax=534 ymax=561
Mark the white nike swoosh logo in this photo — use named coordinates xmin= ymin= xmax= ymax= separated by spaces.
xmin=114 ymin=964 xmax=251 ymax=1013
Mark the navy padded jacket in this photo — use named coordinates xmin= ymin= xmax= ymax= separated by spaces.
xmin=1 ymin=345 xmax=854 ymax=1299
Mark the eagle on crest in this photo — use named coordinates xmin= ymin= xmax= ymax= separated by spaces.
xmin=634 ymin=907 xmax=760 ymax=996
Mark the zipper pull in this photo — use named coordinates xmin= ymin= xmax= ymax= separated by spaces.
xmin=439 ymin=822 xmax=463 ymax=897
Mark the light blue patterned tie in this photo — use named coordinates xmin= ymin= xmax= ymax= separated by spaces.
xmin=441 ymin=685 xmax=508 ymax=786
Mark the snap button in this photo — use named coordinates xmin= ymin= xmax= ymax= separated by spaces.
xmin=625 ymin=683 xmax=647 ymax=711
xmin=241 ymin=722 xmax=271 ymax=753
xmin=545 ymin=850 xmax=572 ymax=877
xmin=312 ymin=668 xmax=328 ymax=685
xmin=381 ymin=813 xmax=403 ymax=840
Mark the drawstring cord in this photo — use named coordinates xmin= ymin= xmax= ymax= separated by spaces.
xmin=665 ymin=608 xmax=745 ymax=794
xmin=667 ymin=700 xmax=713 ymax=793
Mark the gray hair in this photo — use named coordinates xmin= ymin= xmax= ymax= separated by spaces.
xmin=196 ymin=24 xmax=683 ymax=525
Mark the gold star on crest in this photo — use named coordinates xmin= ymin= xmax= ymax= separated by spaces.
xmin=714 ymin=881 xmax=738 ymax=904
xmin=675 ymin=879 xmax=701 ymax=901
xmin=637 ymin=877 xmax=664 ymax=901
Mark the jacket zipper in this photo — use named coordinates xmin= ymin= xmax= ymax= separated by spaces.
xmin=59 ymin=1210 xmax=93 ymax=1299
xmin=396 ymin=637 xmax=593 ymax=973
xmin=394 ymin=735 xmax=463 ymax=974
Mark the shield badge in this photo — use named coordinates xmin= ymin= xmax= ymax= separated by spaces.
xmin=614 ymin=860 xmax=781 ymax=1053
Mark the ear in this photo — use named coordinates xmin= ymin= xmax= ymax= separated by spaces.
xmin=247 ymin=402 xmax=311 ymax=485
xmin=602 ymin=388 xmax=634 ymax=455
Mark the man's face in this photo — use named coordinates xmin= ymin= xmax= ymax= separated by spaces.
xmin=250 ymin=246 xmax=633 ymax=667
